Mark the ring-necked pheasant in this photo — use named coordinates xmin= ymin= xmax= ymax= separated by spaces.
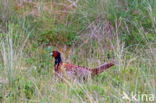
xmin=51 ymin=51 xmax=114 ymax=79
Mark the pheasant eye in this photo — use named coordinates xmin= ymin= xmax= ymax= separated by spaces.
xmin=52 ymin=51 xmax=59 ymax=57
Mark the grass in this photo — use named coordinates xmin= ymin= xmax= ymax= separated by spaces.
xmin=0 ymin=0 xmax=156 ymax=103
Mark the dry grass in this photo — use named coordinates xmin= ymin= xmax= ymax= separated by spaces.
xmin=0 ymin=0 xmax=156 ymax=103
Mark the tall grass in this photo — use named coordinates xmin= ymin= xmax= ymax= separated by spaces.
xmin=0 ymin=0 xmax=156 ymax=103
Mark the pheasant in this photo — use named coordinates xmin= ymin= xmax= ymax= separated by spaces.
xmin=50 ymin=51 xmax=114 ymax=79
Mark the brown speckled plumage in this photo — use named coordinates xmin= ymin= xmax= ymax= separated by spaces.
xmin=51 ymin=51 xmax=114 ymax=79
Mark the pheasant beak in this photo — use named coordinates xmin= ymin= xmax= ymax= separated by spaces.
xmin=50 ymin=52 xmax=53 ymax=56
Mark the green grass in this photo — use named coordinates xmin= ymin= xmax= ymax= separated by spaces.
xmin=0 ymin=0 xmax=156 ymax=103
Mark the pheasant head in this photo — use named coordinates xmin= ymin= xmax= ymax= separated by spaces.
xmin=51 ymin=51 xmax=62 ymax=66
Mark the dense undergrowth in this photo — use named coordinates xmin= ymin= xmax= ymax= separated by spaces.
xmin=0 ymin=0 xmax=156 ymax=103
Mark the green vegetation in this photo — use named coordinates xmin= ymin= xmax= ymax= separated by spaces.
xmin=0 ymin=0 xmax=155 ymax=103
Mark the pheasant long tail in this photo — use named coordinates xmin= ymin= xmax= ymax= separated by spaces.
xmin=91 ymin=62 xmax=114 ymax=76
